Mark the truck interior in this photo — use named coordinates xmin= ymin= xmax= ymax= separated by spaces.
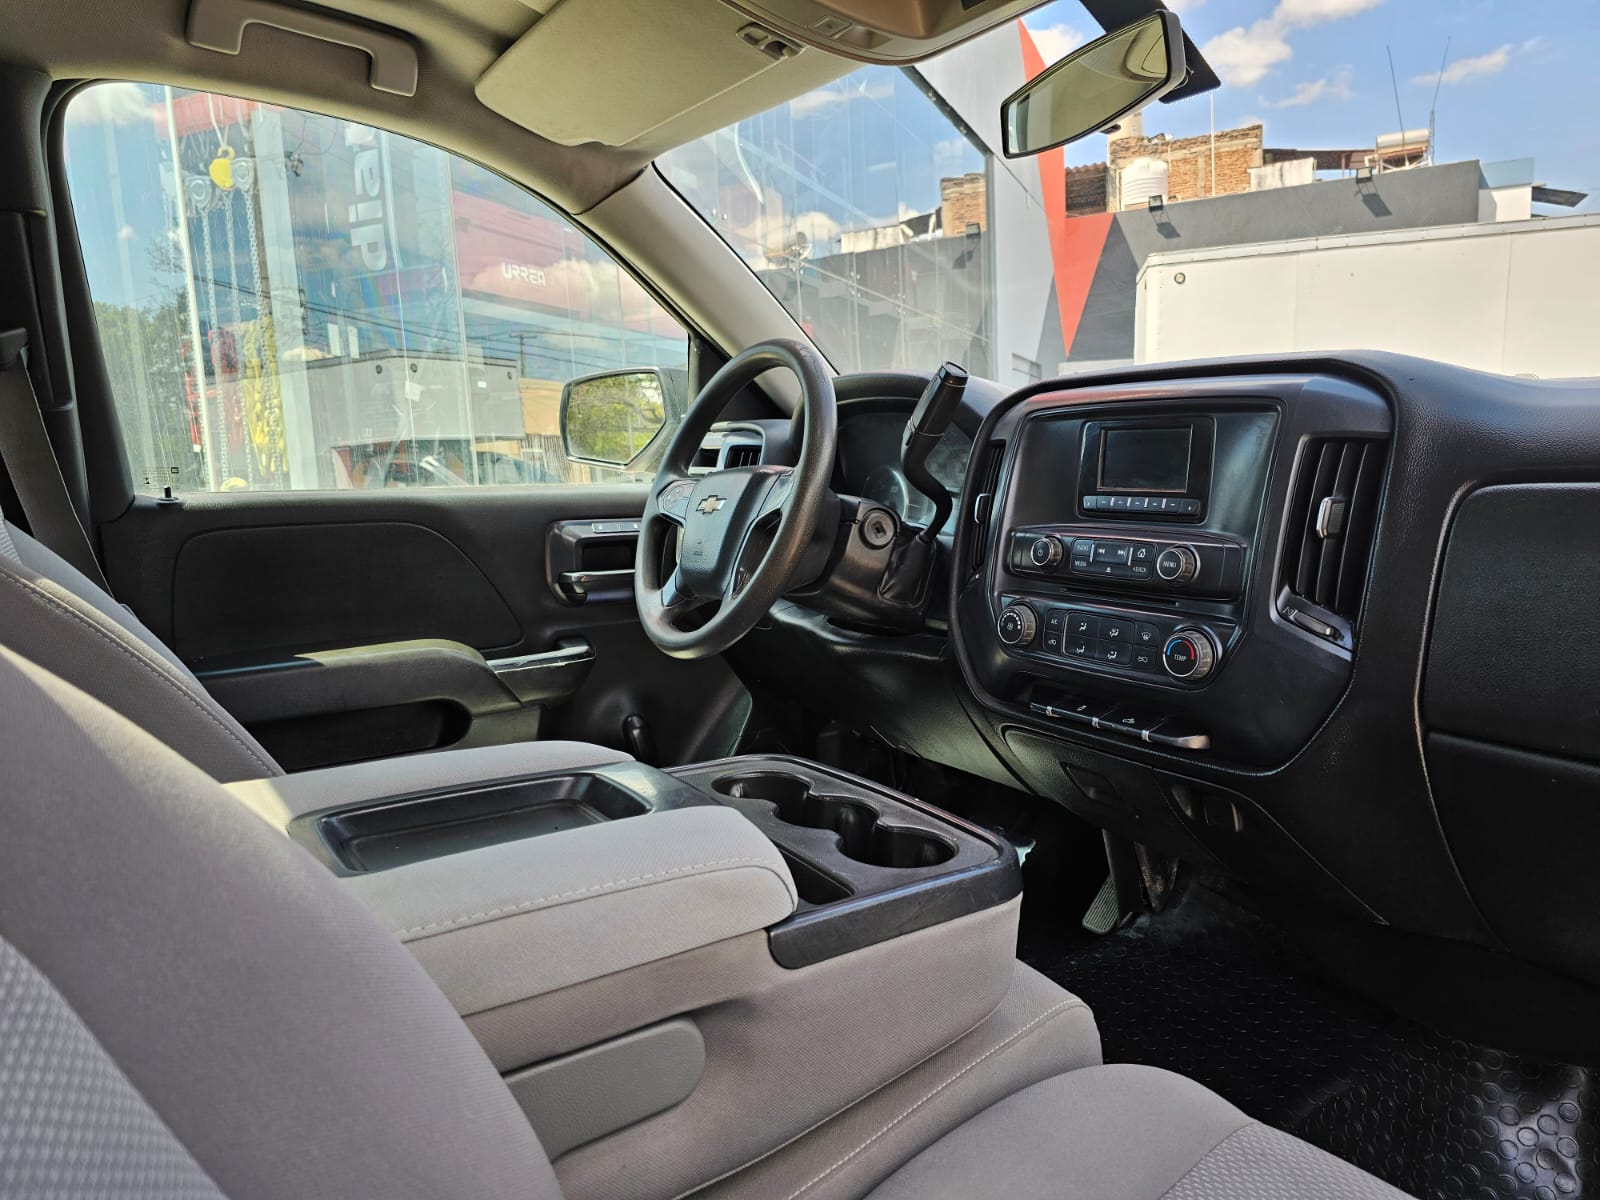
xmin=0 ymin=0 xmax=1595 ymax=1197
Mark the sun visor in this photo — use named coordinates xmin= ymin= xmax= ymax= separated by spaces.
xmin=477 ymin=0 xmax=845 ymax=150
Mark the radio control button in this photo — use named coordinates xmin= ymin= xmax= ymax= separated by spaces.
xmin=1177 ymin=498 xmax=1201 ymax=515
xmin=1110 ymin=496 xmax=1130 ymax=510
xmin=1156 ymin=545 xmax=1199 ymax=583
xmin=1128 ymin=496 xmax=1147 ymax=510
xmin=1029 ymin=536 xmax=1064 ymax=569
xmin=1128 ymin=563 xmax=1152 ymax=580
xmin=1130 ymin=543 xmax=1155 ymax=563
xmin=1071 ymin=538 xmax=1096 ymax=559
xmin=1092 ymin=543 xmax=1132 ymax=565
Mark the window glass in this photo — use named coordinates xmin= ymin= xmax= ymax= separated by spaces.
xmin=64 ymin=83 xmax=687 ymax=493
xmin=660 ymin=68 xmax=992 ymax=377
xmin=665 ymin=1 xmax=1600 ymax=382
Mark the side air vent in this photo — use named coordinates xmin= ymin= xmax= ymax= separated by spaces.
xmin=1278 ymin=437 xmax=1386 ymax=644
xmin=724 ymin=442 xmax=762 ymax=469
xmin=966 ymin=440 xmax=1006 ymax=578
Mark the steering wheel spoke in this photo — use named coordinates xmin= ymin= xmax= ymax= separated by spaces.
xmin=654 ymin=474 xmax=697 ymax=526
xmin=757 ymin=468 xmax=796 ymax=521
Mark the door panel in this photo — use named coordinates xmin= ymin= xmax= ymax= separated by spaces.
xmin=101 ymin=488 xmax=749 ymax=767
xmin=172 ymin=523 xmax=522 ymax=660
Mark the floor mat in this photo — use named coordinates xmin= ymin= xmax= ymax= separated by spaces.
xmin=1023 ymin=892 xmax=1600 ymax=1200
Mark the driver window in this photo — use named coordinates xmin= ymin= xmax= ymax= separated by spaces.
xmin=63 ymin=82 xmax=688 ymax=493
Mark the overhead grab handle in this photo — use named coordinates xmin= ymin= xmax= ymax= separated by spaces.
xmin=187 ymin=0 xmax=419 ymax=96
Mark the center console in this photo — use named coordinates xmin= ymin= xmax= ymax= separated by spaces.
xmin=225 ymin=744 xmax=1072 ymax=1200
xmin=955 ymin=373 xmax=1392 ymax=770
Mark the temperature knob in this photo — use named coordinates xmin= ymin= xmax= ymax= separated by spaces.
xmin=1028 ymin=536 xmax=1064 ymax=569
xmin=1156 ymin=544 xmax=1199 ymax=584
xmin=998 ymin=604 xmax=1038 ymax=647
xmin=1162 ymin=628 xmax=1219 ymax=681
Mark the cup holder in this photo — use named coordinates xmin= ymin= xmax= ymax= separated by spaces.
xmin=714 ymin=772 xmax=956 ymax=870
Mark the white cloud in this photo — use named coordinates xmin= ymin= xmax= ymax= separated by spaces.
xmin=1202 ymin=0 xmax=1382 ymax=88
xmin=1024 ymin=21 xmax=1086 ymax=62
xmin=1204 ymin=23 xmax=1291 ymax=87
xmin=1164 ymin=0 xmax=1206 ymax=13
xmin=1265 ymin=65 xmax=1354 ymax=108
xmin=789 ymin=210 xmax=841 ymax=246
xmin=66 ymin=81 xmax=151 ymax=127
xmin=1412 ymin=44 xmax=1511 ymax=87
xmin=116 ymin=224 xmax=136 ymax=243
xmin=788 ymin=79 xmax=893 ymax=117
xmin=1273 ymin=0 xmax=1382 ymax=22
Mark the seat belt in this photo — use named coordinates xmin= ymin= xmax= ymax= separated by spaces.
xmin=0 ymin=327 xmax=111 ymax=592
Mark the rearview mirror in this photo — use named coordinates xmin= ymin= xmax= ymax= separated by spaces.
xmin=1001 ymin=11 xmax=1186 ymax=158
xmin=559 ymin=367 xmax=688 ymax=469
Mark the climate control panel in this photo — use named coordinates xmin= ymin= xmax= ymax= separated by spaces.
xmin=997 ymin=596 xmax=1232 ymax=685
xmin=1008 ymin=527 xmax=1245 ymax=599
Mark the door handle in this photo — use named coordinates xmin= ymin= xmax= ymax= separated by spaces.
xmin=488 ymin=638 xmax=595 ymax=705
xmin=556 ymin=568 xmax=634 ymax=606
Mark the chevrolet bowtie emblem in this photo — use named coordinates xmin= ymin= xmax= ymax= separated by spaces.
xmin=696 ymin=495 xmax=727 ymax=515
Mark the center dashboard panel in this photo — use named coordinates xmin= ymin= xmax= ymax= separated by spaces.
xmin=955 ymin=374 xmax=1392 ymax=771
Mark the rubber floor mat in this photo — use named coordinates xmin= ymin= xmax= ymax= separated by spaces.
xmin=1024 ymin=894 xmax=1599 ymax=1200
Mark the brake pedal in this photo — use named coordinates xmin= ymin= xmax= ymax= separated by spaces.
xmin=1081 ymin=874 xmax=1120 ymax=935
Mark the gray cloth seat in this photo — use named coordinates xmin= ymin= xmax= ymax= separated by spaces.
xmin=0 ymin=640 xmax=1414 ymax=1199
xmin=867 ymin=1064 xmax=1409 ymax=1199
xmin=0 ymin=516 xmax=620 ymax=782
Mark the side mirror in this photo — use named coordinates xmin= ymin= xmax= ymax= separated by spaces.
xmin=1001 ymin=10 xmax=1186 ymax=158
xmin=559 ymin=367 xmax=688 ymax=470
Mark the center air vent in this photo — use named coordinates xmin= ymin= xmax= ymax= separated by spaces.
xmin=965 ymin=439 xmax=1006 ymax=579
xmin=1278 ymin=437 xmax=1385 ymax=644
xmin=724 ymin=442 xmax=762 ymax=469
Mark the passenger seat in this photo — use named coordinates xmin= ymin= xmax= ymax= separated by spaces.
xmin=0 ymin=643 xmax=1411 ymax=1199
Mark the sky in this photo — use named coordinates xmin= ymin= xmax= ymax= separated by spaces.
xmin=1020 ymin=0 xmax=1600 ymax=209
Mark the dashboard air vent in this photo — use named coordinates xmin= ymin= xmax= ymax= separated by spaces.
xmin=724 ymin=442 xmax=762 ymax=469
xmin=1279 ymin=437 xmax=1385 ymax=640
xmin=966 ymin=440 xmax=1006 ymax=578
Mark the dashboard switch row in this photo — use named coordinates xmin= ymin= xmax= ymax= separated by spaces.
xmin=1027 ymin=695 xmax=1212 ymax=751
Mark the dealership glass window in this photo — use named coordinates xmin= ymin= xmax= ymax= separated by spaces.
xmin=659 ymin=67 xmax=992 ymax=377
xmin=63 ymin=83 xmax=687 ymax=494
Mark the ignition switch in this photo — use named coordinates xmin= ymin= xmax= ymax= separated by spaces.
xmin=861 ymin=508 xmax=898 ymax=549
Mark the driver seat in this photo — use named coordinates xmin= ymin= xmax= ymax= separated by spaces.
xmin=0 ymin=511 xmax=620 ymax=781
xmin=0 ymin=640 xmax=1413 ymax=1199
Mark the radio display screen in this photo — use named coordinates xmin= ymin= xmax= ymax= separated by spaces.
xmin=1098 ymin=427 xmax=1192 ymax=493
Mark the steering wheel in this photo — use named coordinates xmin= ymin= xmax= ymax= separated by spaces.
xmin=636 ymin=339 xmax=837 ymax=660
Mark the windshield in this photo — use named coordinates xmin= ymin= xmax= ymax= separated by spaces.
xmin=661 ymin=0 xmax=1600 ymax=382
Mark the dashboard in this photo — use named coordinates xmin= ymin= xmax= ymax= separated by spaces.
xmin=738 ymin=354 xmax=1600 ymax=998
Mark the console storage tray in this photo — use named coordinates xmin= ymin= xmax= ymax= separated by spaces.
xmin=670 ymin=755 xmax=1020 ymax=967
xmin=291 ymin=761 xmax=718 ymax=873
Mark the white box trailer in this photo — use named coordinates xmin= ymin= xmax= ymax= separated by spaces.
xmin=1135 ymin=211 xmax=1600 ymax=380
